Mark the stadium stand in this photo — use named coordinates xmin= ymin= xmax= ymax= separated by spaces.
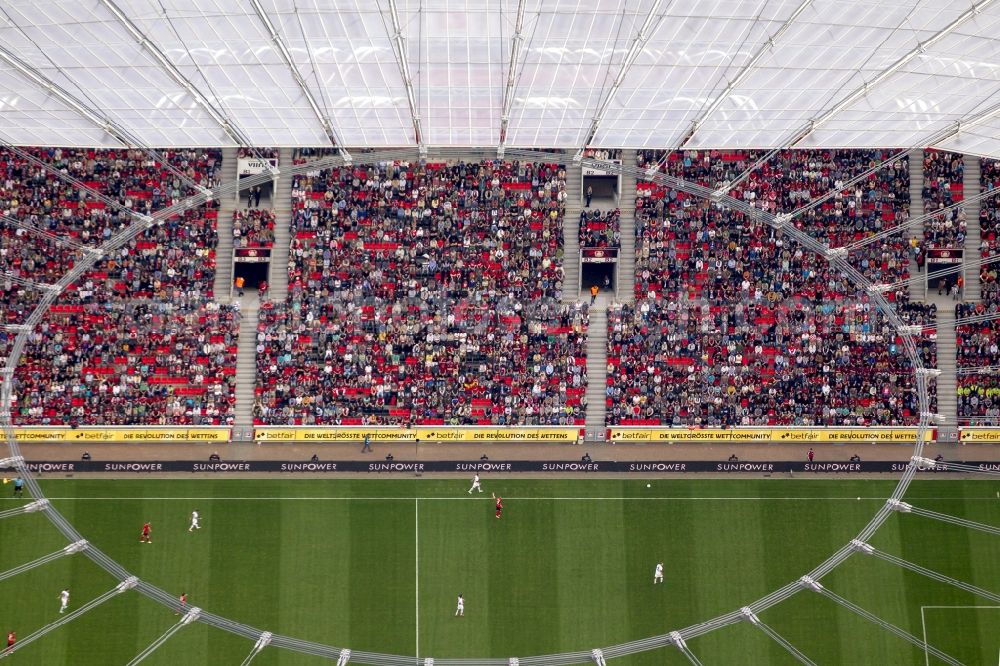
xmin=956 ymin=301 xmax=1000 ymax=426
xmin=0 ymin=146 xmax=239 ymax=425
xmin=232 ymin=208 xmax=276 ymax=248
xmin=614 ymin=149 xmax=935 ymax=426
xmin=922 ymin=150 xmax=966 ymax=252
xmin=579 ymin=208 xmax=621 ymax=249
xmin=979 ymin=158 xmax=1000 ymax=302
xmin=254 ymin=159 xmax=588 ymax=426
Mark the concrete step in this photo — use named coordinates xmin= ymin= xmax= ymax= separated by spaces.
xmin=907 ymin=148 xmax=926 ymax=302
xmin=266 ymin=147 xmax=295 ymax=302
xmin=233 ymin=304 xmax=260 ymax=429
xmin=964 ymin=157 xmax=982 ymax=302
xmin=213 ymin=146 xmax=240 ymax=302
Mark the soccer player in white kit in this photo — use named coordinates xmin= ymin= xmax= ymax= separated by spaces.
xmin=468 ymin=474 xmax=482 ymax=494
xmin=58 ymin=588 xmax=70 ymax=614
xmin=654 ymin=562 xmax=664 ymax=584
xmin=455 ymin=594 xmax=464 ymax=616
xmin=189 ymin=509 xmax=201 ymax=531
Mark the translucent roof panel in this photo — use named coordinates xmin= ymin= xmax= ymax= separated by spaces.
xmin=2 ymin=0 xmax=1000 ymax=155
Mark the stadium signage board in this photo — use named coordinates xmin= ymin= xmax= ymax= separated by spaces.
xmin=609 ymin=428 xmax=934 ymax=443
xmin=4 ymin=460 xmax=988 ymax=474
xmin=253 ymin=426 xmax=579 ymax=443
xmin=234 ymin=248 xmax=271 ymax=263
xmin=582 ymin=160 xmax=622 ymax=177
xmin=581 ymin=248 xmax=618 ymax=263
xmin=11 ymin=427 xmax=231 ymax=442
xmin=238 ymin=158 xmax=279 ymax=176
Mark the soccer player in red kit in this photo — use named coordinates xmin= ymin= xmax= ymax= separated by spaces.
xmin=140 ymin=522 xmax=152 ymax=543
xmin=495 ymin=496 xmax=503 ymax=519
xmin=176 ymin=592 xmax=187 ymax=615
xmin=6 ymin=631 xmax=15 ymax=650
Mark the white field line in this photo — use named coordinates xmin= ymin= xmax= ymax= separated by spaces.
xmin=921 ymin=606 xmax=929 ymax=666
xmin=920 ymin=605 xmax=1000 ymax=666
xmin=415 ymin=498 xmax=420 ymax=660
xmin=0 ymin=496 xmax=991 ymax=501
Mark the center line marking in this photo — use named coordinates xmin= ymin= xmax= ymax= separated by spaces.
xmin=415 ymin=498 xmax=420 ymax=660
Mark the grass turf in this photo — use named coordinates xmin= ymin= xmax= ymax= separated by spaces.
xmin=0 ymin=478 xmax=998 ymax=665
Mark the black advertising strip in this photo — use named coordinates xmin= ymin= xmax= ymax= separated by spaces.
xmin=3 ymin=460 xmax=998 ymax=474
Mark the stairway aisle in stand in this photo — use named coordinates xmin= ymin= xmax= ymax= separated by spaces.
xmin=908 ymin=148 xmax=926 ymax=301
xmin=232 ymin=302 xmax=259 ymax=430
xmin=583 ymin=293 xmax=611 ymax=439
xmin=213 ymin=146 xmax=239 ymax=302
xmin=618 ymin=150 xmax=638 ymax=303
xmin=267 ymin=147 xmax=294 ymax=303
xmin=963 ymin=157 xmax=982 ymax=302
xmin=563 ymin=162 xmax=582 ymax=303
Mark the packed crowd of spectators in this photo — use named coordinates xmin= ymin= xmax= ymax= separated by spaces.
xmin=633 ymin=149 xmax=912 ymax=301
xmin=579 ymin=208 xmax=621 ymax=249
xmin=237 ymin=148 xmax=279 ymax=160
xmin=0 ymin=146 xmax=238 ymax=425
xmin=292 ymin=148 xmax=339 ymax=165
xmin=1 ymin=147 xmax=224 ymax=305
xmin=255 ymin=300 xmax=588 ymax=426
xmin=9 ymin=300 xmax=239 ymax=425
xmin=616 ymin=148 xmax=932 ymax=426
xmin=607 ymin=298 xmax=935 ymax=425
xmin=956 ymin=301 xmax=1000 ymax=425
xmin=582 ymin=149 xmax=622 ymax=161
xmin=233 ymin=208 xmax=276 ymax=248
xmin=256 ymin=158 xmax=587 ymax=425
xmin=922 ymin=150 xmax=965 ymax=250
xmin=979 ymin=159 xmax=1000 ymax=303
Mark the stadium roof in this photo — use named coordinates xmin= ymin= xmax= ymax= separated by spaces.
xmin=1 ymin=0 xmax=1000 ymax=155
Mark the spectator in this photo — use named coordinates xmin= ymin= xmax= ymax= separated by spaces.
xmin=581 ymin=452 xmax=592 ymax=463
xmin=922 ymin=150 xmax=965 ymax=251
xmin=256 ymin=159 xmax=587 ymax=427
xmin=579 ymin=208 xmax=621 ymax=249
xmin=586 ymin=185 xmax=593 ymax=207
xmin=232 ymin=209 xmax=276 ymax=248
xmin=611 ymin=148 xmax=934 ymax=427
xmin=310 ymin=454 xmax=319 ymax=462
xmin=728 ymin=454 xmax=739 ymax=462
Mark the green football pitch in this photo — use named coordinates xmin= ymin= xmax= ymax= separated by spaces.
xmin=1 ymin=478 xmax=998 ymax=665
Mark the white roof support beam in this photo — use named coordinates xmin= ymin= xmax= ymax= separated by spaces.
xmin=931 ymin=97 xmax=1000 ymax=148
xmin=247 ymin=0 xmax=348 ymax=159
xmin=675 ymin=0 xmax=814 ymax=151
xmin=96 ymin=0 xmax=246 ymax=146
xmin=382 ymin=0 xmax=423 ymax=148
xmin=578 ymin=0 xmax=667 ymax=153
xmin=795 ymin=0 xmax=999 ymax=145
xmin=0 ymin=44 xmax=126 ymax=146
xmin=498 ymin=0 xmax=528 ymax=153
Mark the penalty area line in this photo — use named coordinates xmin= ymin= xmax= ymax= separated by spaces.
xmin=920 ymin=605 xmax=1000 ymax=666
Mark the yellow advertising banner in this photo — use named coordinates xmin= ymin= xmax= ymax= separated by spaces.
xmin=13 ymin=428 xmax=230 ymax=443
xmin=254 ymin=428 xmax=414 ymax=443
xmin=959 ymin=429 xmax=1000 ymax=443
xmin=610 ymin=428 xmax=931 ymax=443
xmin=414 ymin=427 xmax=578 ymax=443
xmin=254 ymin=427 xmax=578 ymax=443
